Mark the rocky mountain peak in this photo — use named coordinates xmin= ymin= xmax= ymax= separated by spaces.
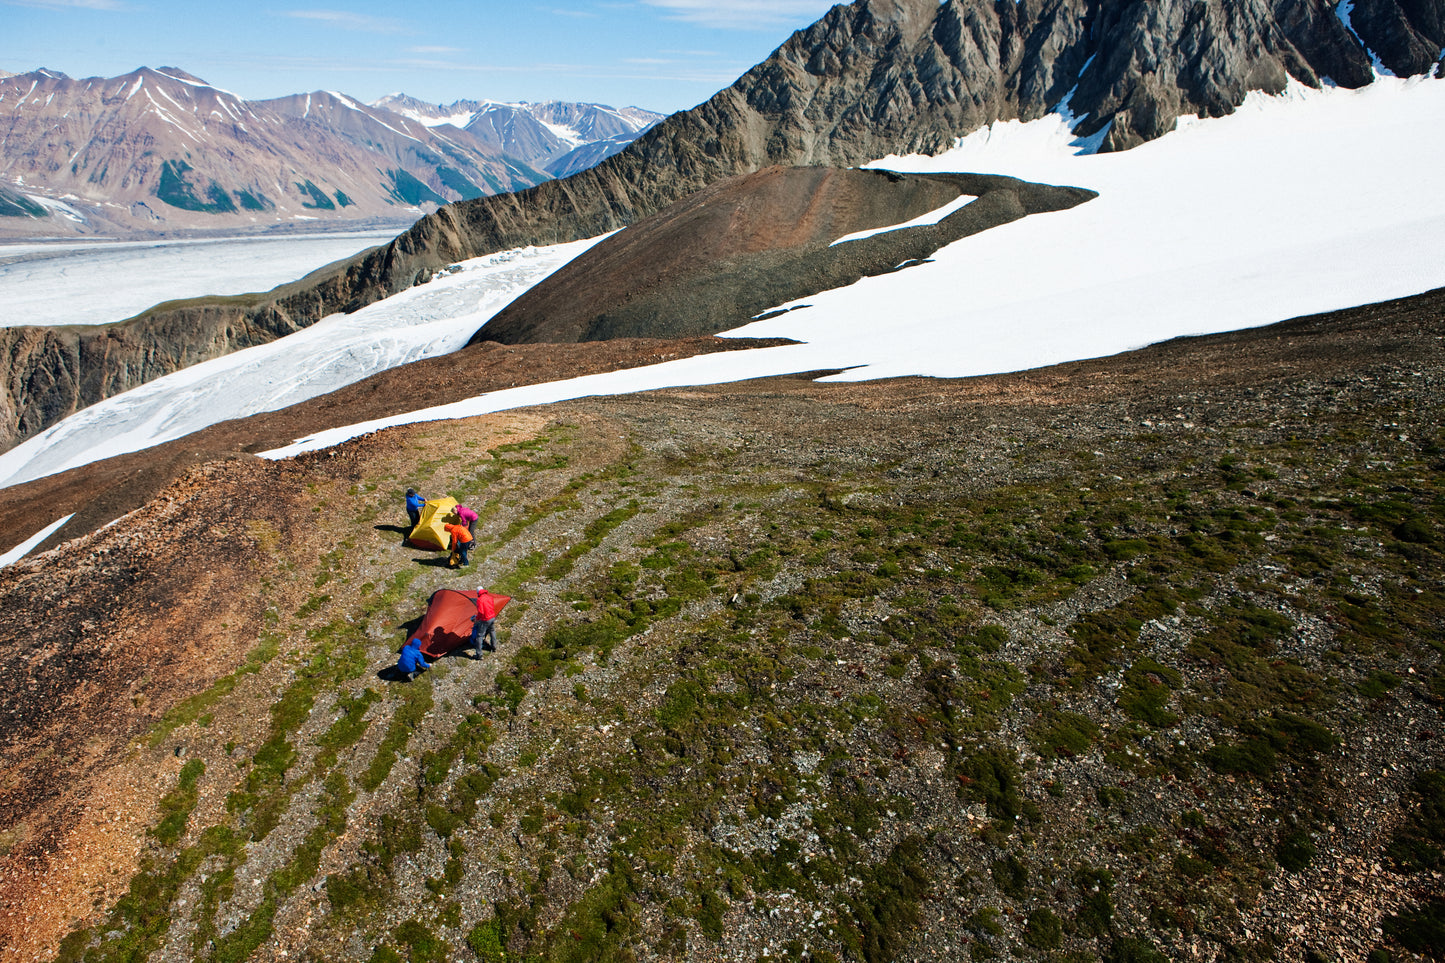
xmin=370 ymin=92 xmax=663 ymax=176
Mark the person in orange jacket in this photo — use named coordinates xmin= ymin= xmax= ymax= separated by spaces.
xmin=444 ymin=521 xmax=474 ymax=567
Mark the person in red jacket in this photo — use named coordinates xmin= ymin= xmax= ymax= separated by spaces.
xmin=469 ymin=589 xmax=499 ymax=657
xmin=444 ymin=522 xmax=473 ymax=567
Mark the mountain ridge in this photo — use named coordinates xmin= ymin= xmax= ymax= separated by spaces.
xmin=0 ymin=67 xmax=658 ymax=239
xmin=371 ymin=93 xmax=663 ymax=179
xmin=1 ymin=0 xmax=1440 ymax=456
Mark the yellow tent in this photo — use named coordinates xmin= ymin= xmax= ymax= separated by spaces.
xmin=407 ymin=497 xmax=459 ymax=551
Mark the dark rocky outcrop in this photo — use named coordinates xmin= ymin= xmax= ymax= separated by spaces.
xmin=4 ymin=0 xmax=1440 ymax=454
xmin=472 ymin=166 xmax=1096 ymax=344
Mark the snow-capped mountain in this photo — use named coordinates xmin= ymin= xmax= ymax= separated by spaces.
xmin=0 ymin=67 xmax=555 ymax=237
xmin=370 ymin=94 xmax=662 ymax=178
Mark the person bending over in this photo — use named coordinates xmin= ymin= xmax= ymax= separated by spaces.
xmin=397 ymin=637 xmax=430 ymax=681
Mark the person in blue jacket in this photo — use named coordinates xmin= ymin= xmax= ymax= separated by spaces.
xmin=405 ymin=488 xmax=425 ymax=530
xmin=397 ymin=638 xmax=430 ymax=681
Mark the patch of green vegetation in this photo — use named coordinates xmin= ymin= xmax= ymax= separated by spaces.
xmin=1383 ymin=897 xmax=1445 ymax=957
xmin=1276 ymin=828 xmax=1317 ymax=873
xmin=147 ymin=631 xmax=282 ymax=747
xmin=156 ymin=159 xmax=238 ymax=213
xmin=296 ymin=592 xmax=331 ymax=619
xmin=236 ymin=189 xmax=269 ymax=211
xmin=426 ymin=754 xmax=501 ymax=836
xmin=1203 ymin=711 xmax=1336 ymax=779
xmin=1106 ymin=936 xmax=1170 ymax=963
xmin=838 ymin=837 xmax=932 ymax=963
xmin=959 ymin=746 xmax=1037 ymax=824
xmin=505 ymin=617 xmax=627 ymax=692
xmin=1359 ymin=668 xmax=1402 ymax=699
xmin=1119 ymin=657 xmax=1183 ymax=727
xmin=362 ymin=682 xmax=434 ymax=792
xmin=1029 ymin=707 xmax=1100 ymax=759
xmin=317 ymin=688 xmax=381 ymax=763
xmin=1386 ymin=770 xmax=1445 ymax=872
xmin=151 ymin=758 xmax=205 ymax=847
xmin=386 ymin=169 xmax=446 ymax=206
xmin=1075 ymin=865 xmax=1115 ymax=937
xmin=436 ymin=166 xmax=485 ymax=200
xmin=466 ymin=917 xmax=507 ymax=962
xmin=0 ymin=189 xmax=46 ymax=217
xmin=1024 ymin=907 xmax=1064 ymax=949
xmin=1065 ymin=585 xmax=1181 ymax=680
xmin=991 ymin=853 xmax=1029 ymax=899
xmin=543 ymin=501 xmax=640 ymax=580
xmin=391 ymin=918 xmax=450 ymax=963
xmin=296 ymin=179 xmax=336 ymax=210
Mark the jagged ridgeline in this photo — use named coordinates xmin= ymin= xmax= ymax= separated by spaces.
xmin=3 ymin=0 xmax=1441 ymax=453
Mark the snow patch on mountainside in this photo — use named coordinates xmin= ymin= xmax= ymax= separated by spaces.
xmin=0 ymin=238 xmax=606 ymax=487
xmin=829 ymin=194 xmax=976 ymax=247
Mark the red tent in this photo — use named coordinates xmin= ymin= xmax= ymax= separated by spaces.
xmin=407 ymin=589 xmax=512 ymax=659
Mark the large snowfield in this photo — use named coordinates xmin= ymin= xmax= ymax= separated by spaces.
xmin=0 ymin=229 xmax=400 ymax=328
xmin=2 ymin=76 xmax=1444 ymax=548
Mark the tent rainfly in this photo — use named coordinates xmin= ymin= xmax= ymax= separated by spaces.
xmin=408 ymin=496 xmax=459 ymax=551
xmin=408 ymin=588 xmax=512 ymax=659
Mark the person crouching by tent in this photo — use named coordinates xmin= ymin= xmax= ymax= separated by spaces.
xmin=445 ymin=521 xmax=474 ymax=568
xmin=405 ymin=488 xmax=425 ymax=530
xmin=469 ymin=588 xmax=500 ymax=658
xmin=455 ymin=503 xmax=479 ymax=537
xmin=397 ymin=637 xmax=430 ymax=681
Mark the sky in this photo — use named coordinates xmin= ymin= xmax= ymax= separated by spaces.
xmin=2 ymin=74 xmax=1442 ymax=509
xmin=0 ymin=0 xmax=840 ymax=113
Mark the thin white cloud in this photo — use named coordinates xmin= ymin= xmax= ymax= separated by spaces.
xmin=641 ymin=0 xmax=834 ymax=28
xmin=408 ymin=46 xmax=464 ymax=55
xmin=281 ymin=9 xmax=411 ymax=33
xmin=2 ymin=0 xmax=125 ymax=8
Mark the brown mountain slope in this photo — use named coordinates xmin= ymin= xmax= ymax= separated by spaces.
xmin=472 ymin=166 xmax=1095 ymax=344
xmin=1 ymin=285 xmax=1443 ymax=961
xmin=0 ymin=67 xmax=544 ymax=239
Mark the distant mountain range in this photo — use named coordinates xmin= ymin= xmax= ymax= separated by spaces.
xmin=0 ymin=67 xmax=662 ymax=237
xmin=372 ymin=94 xmax=662 ymax=179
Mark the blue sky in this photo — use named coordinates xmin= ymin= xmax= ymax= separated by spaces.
xmin=1 ymin=0 xmax=841 ymax=113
